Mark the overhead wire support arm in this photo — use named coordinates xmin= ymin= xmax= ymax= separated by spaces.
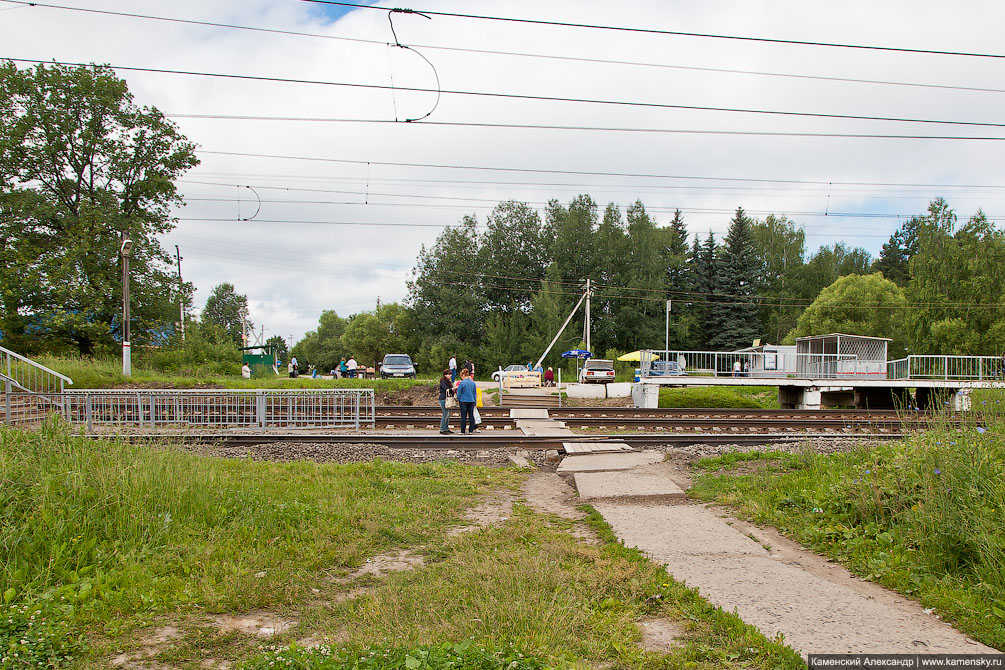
xmin=385 ymin=8 xmax=441 ymax=122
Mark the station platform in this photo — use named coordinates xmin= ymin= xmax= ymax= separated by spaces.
xmin=632 ymin=376 xmax=1003 ymax=410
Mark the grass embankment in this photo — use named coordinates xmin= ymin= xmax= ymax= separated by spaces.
xmin=689 ymin=405 xmax=1005 ymax=650
xmin=36 ymin=355 xmax=433 ymax=391
xmin=659 ymin=385 xmax=780 ymax=409
xmin=1 ymin=422 xmax=804 ymax=669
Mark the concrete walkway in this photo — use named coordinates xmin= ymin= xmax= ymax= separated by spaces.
xmin=563 ymin=452 xmax=996 ymax=656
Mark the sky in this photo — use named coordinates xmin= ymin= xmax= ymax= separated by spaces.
xmin=3 ymin=0 xmax=1005 ymax=346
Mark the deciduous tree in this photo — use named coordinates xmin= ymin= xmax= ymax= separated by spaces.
xmin=0 ymin=61 xmax=197 ymax=355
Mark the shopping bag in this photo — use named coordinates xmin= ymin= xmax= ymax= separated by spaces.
xmin=445 ymin=396 xmax=457 ymax=408
xmin=473 ymin=406 xmax=482 ymax=425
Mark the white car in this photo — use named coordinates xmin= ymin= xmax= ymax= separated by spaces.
xmin=492 ymin=364 xmax=533 ymax=382
xmin=579 ymin=359 xmax=616 ymax=383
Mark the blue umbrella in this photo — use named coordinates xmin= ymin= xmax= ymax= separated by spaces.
xmin=561 ymin=350 xmax=592 ymax=381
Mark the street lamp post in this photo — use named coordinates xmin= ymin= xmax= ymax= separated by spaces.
xmin=665 ymin=299 xmax=671 ymax=357
xmin=121 ymin=233 xmax=133 ymax=376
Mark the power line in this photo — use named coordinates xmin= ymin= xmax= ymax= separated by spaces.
xmin=171 ymin=115 xmax=1005 ymax=141
xmin=177 ymin=181 xmax=1005 ymax=224
xmin=7 ymin=1 xmax=1005 ymax=96
xmin=183 ymin=170 xmax=1005 ymax=197
xmin=301 ymin=1 xmax=1005 ymax=60
xmin=10 ymin=58 xmax=1005 ymax=130
xmin=197 ymin=150 xmax=1005 ymax=190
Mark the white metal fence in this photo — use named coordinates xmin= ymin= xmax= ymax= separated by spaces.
xmin=2 ymin=388 xmax=376 ymax=430
xmin=887 ymin=355 xmax=1005 ymax=381
xmin=639 ymin=350 xmax=880 ymax=379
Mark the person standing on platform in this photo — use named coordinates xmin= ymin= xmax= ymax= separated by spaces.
xmin=456 ymin=369 xmax=477 ymax=434
xmin=544 ymin=367 xmax=554 ymax=387
xmin=449 ymin=355 xmax=457 ymax=382
xmin=438 ymin=368 xmax=455 ymax=434
xmin=338 ymin=357 xmax=347 ymax=378
xmin=347 ymin=355 xmax=357 ymax=378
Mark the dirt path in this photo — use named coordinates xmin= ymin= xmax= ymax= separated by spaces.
xmin=573 ymin=453 xmax=996 ymax=656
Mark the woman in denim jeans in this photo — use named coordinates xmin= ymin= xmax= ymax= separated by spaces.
xmin=438 ymin=368 xmax=454 ymax=434
xmin=456 ymin=369 xmax=477 ymax=434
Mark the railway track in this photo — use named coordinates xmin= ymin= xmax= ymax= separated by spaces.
xmin=372 ymin=406 xmax=930 ymax=432
xmin=124 ymin=432 xmax=904 ymax=449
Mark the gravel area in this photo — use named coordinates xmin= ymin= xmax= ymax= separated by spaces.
xmin=187 ymin=441 xmax=552 ymax=468
xmin=181 ymin=436 xmax=878 ymax=470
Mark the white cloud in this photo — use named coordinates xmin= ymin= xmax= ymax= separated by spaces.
xmin=5 ymin=0 xmax=1005 ymax=341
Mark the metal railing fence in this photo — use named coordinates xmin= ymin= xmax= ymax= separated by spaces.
xmin=887 ymin=355 xmax=1005 ymax=381
xmin=1 ymin=346 xmax=73 ymax=393
xmin=639 ymin=350 xmax=879 ymax=379
xmin=3 ymin=388 xmax=376 ymax=431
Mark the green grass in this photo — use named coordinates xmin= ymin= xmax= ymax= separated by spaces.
xmin=0 ymin=420 xmax=508 ymax=666
xmin=1 ymin=421 xmax=806 ymax=669
xmin=244 ymin=506 xmax=802 ymax=670
xmin=36 ymin=355 xmax=433 ymax=391
xmin=659 ymin=385 xmax=780 ymax=409
xmin=689 ymin=409 xmax=1005 ymax=650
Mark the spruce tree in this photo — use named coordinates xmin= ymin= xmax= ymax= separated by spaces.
xmin=708 ymin=208 xmax=762 ymax=350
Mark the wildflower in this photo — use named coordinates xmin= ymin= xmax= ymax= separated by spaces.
xmin=865 ymin=470 xmax=871 ymax=474
xmin=977 ymin=427 xmax=986 ymax=434
xmin=934 ymin=469 xmax=941 ymax=475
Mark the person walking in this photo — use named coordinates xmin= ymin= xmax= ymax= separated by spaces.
xmin=438 ymin=368 xmax=454 ymax=434
xmin=456 ymin=369 xmax=477 ymax=434
xmin=449 ymin=355 xmax=457 ymax=382
xmin=291 ymin=355 xmax=299 ymax=378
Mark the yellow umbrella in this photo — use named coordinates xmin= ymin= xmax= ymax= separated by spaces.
xmin=617 ymin=350 xmax=643 ymax=362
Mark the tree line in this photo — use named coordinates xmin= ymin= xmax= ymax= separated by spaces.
xmin=290 ymin=196 xmax=1005 ymax=375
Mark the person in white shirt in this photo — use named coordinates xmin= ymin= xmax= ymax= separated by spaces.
xmin=241 ymin=362 xmax=251 ymax=379
xmin=346 ymin=355 xmax=358 ymax=378
xmin=448 ymin=355 xmax=457 ymax=382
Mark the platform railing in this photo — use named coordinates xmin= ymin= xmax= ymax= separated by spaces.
xmin=3 ymin=388 xmax=376 ymax=431
xmin=0 ymin=346 xmax=73 ymax=394
xmin=887 ymin=355 xmax=1005 ymax=381
xmin=639 ymin=350 xmax=877 ymax=379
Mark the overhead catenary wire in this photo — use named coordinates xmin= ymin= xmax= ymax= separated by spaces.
xmin=8 ymin=58 xmax=1005 ymax=131
xmin=6 ymin=1 xmax=1005 ymax=96
xmin=169 ymin=115 xmax=1005 ymax=141
xmin=196 ymin=150 xmax=1005 ymax=190
xmin=300 ymin=0 xmax=1005 ymax=60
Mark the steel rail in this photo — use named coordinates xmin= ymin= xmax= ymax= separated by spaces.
xmin=97 ymin=432 xmax=903 ymax=449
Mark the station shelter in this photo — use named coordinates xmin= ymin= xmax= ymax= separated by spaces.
xmin=794 ymin=333 xmax=889 ymax=378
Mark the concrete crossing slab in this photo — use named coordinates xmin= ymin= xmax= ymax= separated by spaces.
xmin=562 ymin=442 xmax=632 ymax=454
xmin=556 ymin=451 xmax=663 ymax=473
xmin=510 ymin=409 xmax=549 ymax=419
xmin=515 ymin=419 xmax=574 ymax=436
xmin=574 ymin=470 xmax=684 ymax=502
